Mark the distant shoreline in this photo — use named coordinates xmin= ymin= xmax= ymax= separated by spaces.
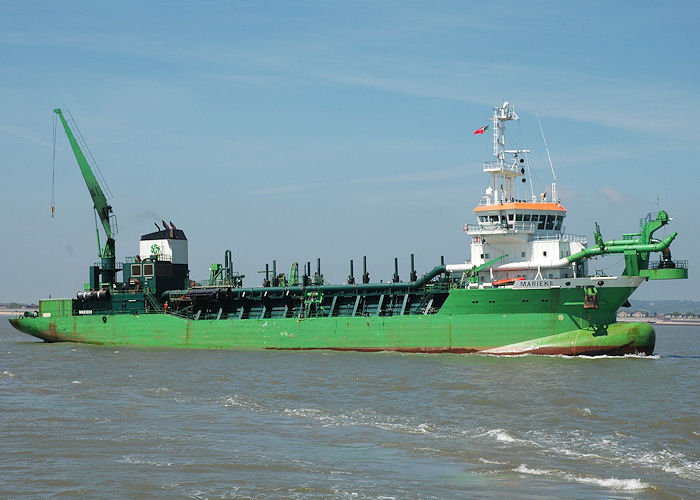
xmin=617 ymin=316 xmax=700 ymax=326
xmin=0 ymin=309 xmax=35 ymax=316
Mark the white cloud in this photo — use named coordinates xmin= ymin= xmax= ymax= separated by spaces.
xmin=598 ymin=187 xmax=629 ymax=205
xmin=0 ymin=124 xmax=53 ymax=148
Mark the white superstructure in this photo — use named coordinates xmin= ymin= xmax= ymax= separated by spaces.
xmin=139 ymin=228 xmax=189 ymax=266
xmin=447 ymin=102 xmax=587 ymax=284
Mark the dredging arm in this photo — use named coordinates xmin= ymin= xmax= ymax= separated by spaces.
xmin=54 ymin=108 xmax=117 ymax=285
xmin=566 ymin=210 xmax=686 ymax=279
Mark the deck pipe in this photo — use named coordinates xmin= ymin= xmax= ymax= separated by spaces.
xmin=410 ymin=254 xmax=417 ymax=281
xmin=393 ymin=258 xmax=400 ymax=282
xmin=315 ymin=258 xmax=322 ymax=285
xmin=491 ymin=233 xmax=679 ymax=273
xmin=174 ymin=264 xmax=448 ymax=300
xmin=348 ymin=259 xmax=355 ymax=284
xmin=362 ymin=256 xmax=370 ymax=284
xmin=567 ymin=232 xmax=677 ymax=262
xmin=224 ymin=250 xmax=232 ymax=283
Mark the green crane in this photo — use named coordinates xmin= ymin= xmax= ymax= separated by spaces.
xmin=54 ymin=109 xmax=117 ymax=286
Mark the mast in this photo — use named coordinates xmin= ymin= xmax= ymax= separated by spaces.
xmin=483 ymin=101 xmax=530 ymax=205
xmin=53 ymin=108 xmax=117 ymax=286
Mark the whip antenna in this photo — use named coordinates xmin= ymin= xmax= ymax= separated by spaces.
xmin=537 ymin=115 xmax=558 ymax=203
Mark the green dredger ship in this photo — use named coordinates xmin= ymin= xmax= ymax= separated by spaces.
xmin=10 ymin=103 xmax=688 ymax=355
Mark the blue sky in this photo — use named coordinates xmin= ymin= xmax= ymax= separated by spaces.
xmin=1 ymin=1 xmax=698 ymax=302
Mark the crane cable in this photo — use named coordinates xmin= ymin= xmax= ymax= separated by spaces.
xmin=51 ymin=112 xmax=57 ymax=218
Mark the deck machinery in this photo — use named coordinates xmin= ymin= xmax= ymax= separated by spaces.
xmin=10 ymin=104 xmax=688 ymax=355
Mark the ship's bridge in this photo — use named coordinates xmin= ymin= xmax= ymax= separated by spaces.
xmin=470 ymin=202 xmax=567 ymax=235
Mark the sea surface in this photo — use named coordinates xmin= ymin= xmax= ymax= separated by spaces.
xmin=1 ymin=320 xmax=698 ymax=499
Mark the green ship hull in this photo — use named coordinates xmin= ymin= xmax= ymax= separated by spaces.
xmin=9 ymin=103 xmax=685 ymax=356
xmin=10 ymin=285 xmax=655 ymax=355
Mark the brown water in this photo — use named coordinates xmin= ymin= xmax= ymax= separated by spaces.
xmin=1 ymin=321 xmax=698 ymax=498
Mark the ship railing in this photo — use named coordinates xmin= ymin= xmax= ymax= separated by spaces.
xmin=144 ymin=288 xmax=163 ymax=313
xmin=162 ymin=309 xmax=191 ymax=319
xmin=124 ymin=254 xmax=173 ymax=263
xmin=425 ymin=281 xmax=457 ymax=292
xmin=192 ymin=277 xmax=242 ymax=288
xmin=91 ymin=261 xmax=124 ymax=270
xmin=475 ymin=198 xmax=533 ymax=207
xmin=648 ymin=259 xmax=688 ymax=270
xmin=469 ymin=222 xmax=567 ymax=234
xmin=482 ymin=160 xmax=518 ymax=173
xmin=532 ymin=233 xmax=588 ymax=243
xmin=467 ymin=223 xmax=536 ymax=234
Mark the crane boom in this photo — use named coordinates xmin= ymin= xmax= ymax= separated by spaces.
xmin=53 ymin=108 xmax=117 ymax=285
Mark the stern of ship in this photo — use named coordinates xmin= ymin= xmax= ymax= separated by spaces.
xmin=8 ymin=316 xmax=57 ymax=342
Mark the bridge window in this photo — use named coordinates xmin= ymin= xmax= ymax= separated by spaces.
xmin=131 ymin=264 xmax=142 ymax=277
xmin=489 ymin=215 xmax=499 ymax=223
xmin=523 ymin=214 xmax=531 ymax=222
xmin=546 ymin=215 xmax=555 ymax=230
xmin=538 ymin=215 xmax=546 ymax=229
xmin=516 ymin=214 xmax=523 ymax=221
xmin=143 ymin=263 xmax=154 ymax=276
xmin=554 ymin=216 xmax=563 ymax=230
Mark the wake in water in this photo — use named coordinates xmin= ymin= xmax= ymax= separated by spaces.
xmin=480 ymin=352 xmax=661 ymax=360
xmin=514 ymin=464 xmax=650 ymax=491
xmin=250 ymin=401 xmax=700 ymax=486
xmin=3 ymin=322 xmax=696 ymax=498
